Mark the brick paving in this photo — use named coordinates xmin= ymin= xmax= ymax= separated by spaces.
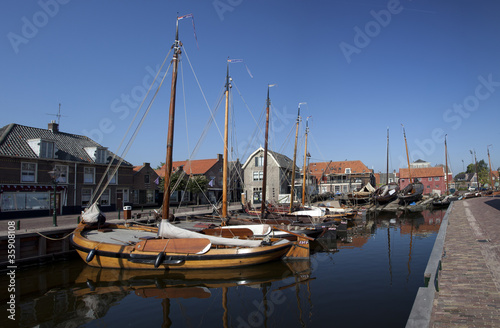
xmin=430 ymin=195 xmax=500 ymax=327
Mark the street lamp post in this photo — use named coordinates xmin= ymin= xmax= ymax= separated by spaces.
xmin=48 ymin=169 xmax=60 ymax=227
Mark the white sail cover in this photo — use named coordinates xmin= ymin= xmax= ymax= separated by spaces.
xmin=221 ymin=224 xmax=272 ymax=236
xmin=81 ymin=203 xmax=105 ymax=224
xmin=158 ymin=221 xmax=265 ymax=248
xmin=292 ymin=206 xmax=325 ymax=217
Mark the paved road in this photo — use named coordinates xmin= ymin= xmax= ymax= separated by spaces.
xmin=430 ymin=195 xmax=500 ymax=327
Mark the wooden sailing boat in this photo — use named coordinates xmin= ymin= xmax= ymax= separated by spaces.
xmin=397 ymin=125 xmax=424 ymax=204
xmin=72 ymin=16 xmax=308 ymax=270
xmin=373 ymin=128 xmax=399 ymax=204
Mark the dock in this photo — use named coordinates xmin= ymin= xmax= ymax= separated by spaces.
xmin=0 ymin=203 xmax=242 ymax=267
xmin=407 ymin=194 xmax=500 ymax=327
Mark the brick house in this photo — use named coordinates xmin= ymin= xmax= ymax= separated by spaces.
xmin=309 ymin=160 xmax=375 ymax=194
xmin=0 ymin=122 xmax=133 ymax=218
xmin=399 ymin=167 xmax=452 ymax=195
xmin=242 ymin=147 xmax=299 ymax=206
xmin=156 ymin=154 xmax=242 ymax=205
xmin=132 ymin=162 xmax=160 ymax=207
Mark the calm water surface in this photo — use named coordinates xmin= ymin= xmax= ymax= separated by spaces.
xmin=1 ymin=210 xmax=445 ymax=328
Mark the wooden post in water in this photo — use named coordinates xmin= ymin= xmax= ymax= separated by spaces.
xmin=162 ymin=18 xmax=181 ymax=222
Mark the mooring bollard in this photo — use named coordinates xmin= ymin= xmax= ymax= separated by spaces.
xmin=77 ymin=216 xmax=80 ymax=224
xmin=16 ymin=220 xmax=20 ymax=230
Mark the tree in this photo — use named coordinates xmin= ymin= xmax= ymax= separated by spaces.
xmin=156 ymin=162 xmax=165 ymax=170
xmin=466 ymin=160 xmax=490 ymax=185
xmin=158 ymin=171 xmax=186 ymax=192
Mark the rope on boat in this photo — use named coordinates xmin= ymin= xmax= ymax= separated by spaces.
xmin=36 ymin=228 xmax=77 ymax=241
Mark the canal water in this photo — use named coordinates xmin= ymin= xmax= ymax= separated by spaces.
xmin=1 ymin=209 xmax=445 ymax=328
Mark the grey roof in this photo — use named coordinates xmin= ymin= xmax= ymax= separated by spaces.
xmin=267 ymin=149 xmax=297 ymax=170
xmin=0 ymin=123 xmax=132 ymax=166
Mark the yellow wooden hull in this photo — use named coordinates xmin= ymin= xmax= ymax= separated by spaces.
xmin=71 ymin=223 xmax=295 ymax=270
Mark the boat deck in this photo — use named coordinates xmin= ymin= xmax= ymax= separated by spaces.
xmin=83 ymin=228 xmax=157 ymax=245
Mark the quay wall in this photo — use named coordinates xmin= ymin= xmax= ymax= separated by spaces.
xmin=405 ymin=203 xmax=451 ymax=327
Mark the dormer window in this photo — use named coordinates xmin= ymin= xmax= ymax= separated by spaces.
xmin=85 ymin=147 xmax=108 ymax=164
xmin=255 ymin=156 xmax=264 ymax=167
xmin=345 ymin=168 xmax=351 ymax=174
xmin=27 ymin=139 xmax=56 ymax=159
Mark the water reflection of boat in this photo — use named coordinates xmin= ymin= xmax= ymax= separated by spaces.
xmin=73 ymin=261 xmax=312 ymax=327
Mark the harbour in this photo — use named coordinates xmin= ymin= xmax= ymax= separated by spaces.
xmin=1 ymin=208 xmax=444 ymax=327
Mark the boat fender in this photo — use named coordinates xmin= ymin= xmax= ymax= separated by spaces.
xmin=261 ymin=235 xmax=272 ymax=246
xmin=86 ymin=248 xmax=97 ymax=263
xmin=154 ymin=252 xmax=165 ymax=268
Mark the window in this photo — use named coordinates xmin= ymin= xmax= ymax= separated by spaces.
xmin=253 ymin=171 xmax=263 ymax=181
xmin=253 ymin=187 xmax=262 ymax=204
xmin=82 ymin=188 xmax=93 ymax=206
xmin=255 ymin=156 xmax=264 ymax=167
xmin=108 ymin=171 xmax=117 ymax=184
xmin=147 ymin=190 xmax=155 ymax=203
xmin=84 ymin=167 xmax=95 ymax=184
xmin=144 ymin=174 xmax=150 ymax=184
xmin=428 ymin=177 xmax=432 ymax=181
xmin=96 ymin=149 xmax=108 ymax=164
xmin=345 ymin=168 xmax=351 ymax=174
xmin=1 ymin=192 xmax=50 ymax=211
xmin=40 ymin=141 xmax=54 ymax=158
xmin=434 ymin=177 xmax=440 ymax=181
xmin=21 ymin=162 xmax=37 ymax=182
xmin=55 ymin=165 xmax=68 ymax=184
xmin=100 ymin=189 xmax=110 ymax=206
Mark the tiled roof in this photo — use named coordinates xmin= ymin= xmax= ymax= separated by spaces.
xmin=399 ymin=167 xmax=444 ymax=179
xmin=156 ymin=158 xmax=219 ymax=177
xmin=0 ymin=123 xmax=132 ymax=166
xmin=308 ymin=160 xmax=371 ymax=179
xmin=242 ymin=147 xmax=298 ymax=170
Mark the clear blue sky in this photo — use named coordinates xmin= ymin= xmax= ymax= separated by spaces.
xmin=2 ymin=0 xmax=499 ymax=176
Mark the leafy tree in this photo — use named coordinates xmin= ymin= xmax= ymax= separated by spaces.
xmin=156 ymin=162 xmax=165 ymax=170
xmin=186 ymin=175 xmax=209 ymax=194
xmin=158 ymin=171 xmax=186 ymax=192
xmin=466 ymin=160 xmax=490 ymax=185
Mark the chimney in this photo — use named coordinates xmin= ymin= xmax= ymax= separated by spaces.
xmin=217 ymin=154 xmax=223 ymax=162
xmin=48 ymin=120 xmax=59 ymax=133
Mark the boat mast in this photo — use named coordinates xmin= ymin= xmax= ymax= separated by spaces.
xmin=301 ymin=117 xmax=310 ymax=206
xmin=162 ymin=17 xmax=181 ymax=221
xmin=260 ymin=85 xmax=271 ymax=219
xmin=386 ymin=128 xmax=389 ymax=185
xmin=289 ymin=103 xmax=303 ymax=213
xmin=402 ymin=125 xmax=412 ymax=183
xmin=488 ymin=145 xmax=493 ymax=190
xmin=222 ymin=61 xmax=230 ymax=221
xmin=445 ymin=134 xmax=449 ymax=195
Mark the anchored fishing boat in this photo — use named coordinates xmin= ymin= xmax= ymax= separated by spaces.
xmin=397 ymin=125 xmax=423 ymax=204
xmin=373 ymin=129 xmax=399 ymax=204
xmin=72 ymin=15 xmax=308 ymax=270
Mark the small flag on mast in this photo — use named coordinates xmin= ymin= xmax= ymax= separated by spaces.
xmin=177 ymin=13 xmax=198 ymax=49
